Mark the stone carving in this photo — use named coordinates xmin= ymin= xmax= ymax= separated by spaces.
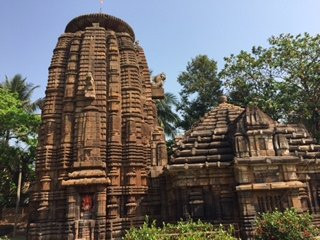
xmin=84 ymin=72 xmax=96 ymax=100
xmin=151 ymin=73 xmax=166 ymax=99
xmin=82 ymin=195 xmax=93 ymax=211
xmin=151 ymin=72 xmax=166 ymax=88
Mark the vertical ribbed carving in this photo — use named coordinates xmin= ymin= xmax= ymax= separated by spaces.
xmin=29 ymin=33 xmax=73 ymax=237
xmin=28 ymin=14 xmax=167 ymax=240
xmin=137 ymin=46 xmax=154 ymax=168
xmin=118 ymin=32 xmax=144 ymax=219
xmin=106 ymin=30 xmax=122 ymax=221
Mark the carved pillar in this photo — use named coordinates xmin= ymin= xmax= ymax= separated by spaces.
xmin=66 ymin=187 xmax=77 ymax=240
xmin=311 ymin=180 xmax=320 ymax=212
xmin=289 ymin=189 xmax=302 ymax=210
xmin=238 ymin=191 xmax=256 ymax=240
xmin=95 ymin=186 xmax=107 ymax=239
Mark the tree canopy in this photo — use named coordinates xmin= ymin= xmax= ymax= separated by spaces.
xmin=0 ymin=88 xmax=39 ymax=145
xmin=177 ymin=55 xmax=222 ymax=130
xmin=220 ymin=33 xmax=320 ymax=139
xmin=174 ymin=34 xmax=320 ymax=141
xmin=0 ymin=84 xmax=40 ymax=211
xmin=1 ymin=74 xmax=42 ymax=112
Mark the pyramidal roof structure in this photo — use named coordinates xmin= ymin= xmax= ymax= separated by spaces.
xmin=170 ymin=96 xmax=320 ymax=167
xmin=170 ymin=96 xmax=244 ymax=166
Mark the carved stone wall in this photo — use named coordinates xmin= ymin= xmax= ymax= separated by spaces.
xmin=169 ymin=98 xmax=320 ymax=239
xmin=166 ymin=98 xmax=243 ymax=227
xmin=28 ymin=13 xmax=167 ymax=240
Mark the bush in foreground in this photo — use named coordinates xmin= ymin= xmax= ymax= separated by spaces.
xmin=124 ymin=218 xmax=236 ymax=240
xmin=255 ymin=208 xmax=319 ymax=240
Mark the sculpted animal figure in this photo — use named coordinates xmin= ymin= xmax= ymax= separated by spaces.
xmin=152 ymin=72 xmax=166 ymax=88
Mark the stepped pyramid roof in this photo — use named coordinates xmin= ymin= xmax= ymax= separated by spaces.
xmin=171 ymin=96 xmax=320 ymax=167
xmin=171 ymin=97 xmax=243 ymax=165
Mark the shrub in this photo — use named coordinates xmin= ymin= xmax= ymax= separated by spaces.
xmin=124 ymin=218 xmax=161 ymax=240
xmin=0 ymin=236 xmax=10 ymax=240
xmin=255 ymin=208 xmax=319 ymax=240
xmin=124 ymin=218 xmax=236 ymax=240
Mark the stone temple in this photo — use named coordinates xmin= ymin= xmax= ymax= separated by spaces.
xmin=28 ymin=13 xmax=320 ymax=240
xmin=28 ymin=13 xmax=168 ymax=239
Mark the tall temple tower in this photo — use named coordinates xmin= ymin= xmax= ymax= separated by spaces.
xmin=28 ymin=13 xmax=167 ymax=240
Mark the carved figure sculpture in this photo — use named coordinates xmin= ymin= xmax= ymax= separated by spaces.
xmin=152 ymin=72 xmax=166 ymax=88
xmin=84 ymin=72 xmax=96 ymax=100
xmin=82 ymin=195 xmax=93 ymax=211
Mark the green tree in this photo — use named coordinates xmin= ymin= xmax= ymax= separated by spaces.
xmin=221 ymin=33 xmax=320 ymax=139
xmin=1 ymin=74 xmax=42 ymax=112
xmin=0 ymin=75 xmax=41 ymax=235
xmin=177 ymin=55 xmax=222 ymax=130
xmin=255 ymin=208 xmax=319 ymax=240
xmin=0 ymin=88 xmax=39 ymax=145
xmin=156 ymin=92 xmax=180 ymax=138
xmin=0 ymin=88 xmax=40 ymax=217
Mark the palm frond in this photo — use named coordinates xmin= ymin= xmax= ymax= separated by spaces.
xmin=156 ymin=92 xmax=181 ymax=137
xmin=1 ymin=74 xmax=40 ymax=112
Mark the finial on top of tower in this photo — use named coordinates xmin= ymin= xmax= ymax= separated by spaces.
xmin=99 ymin=0 xmax=105 ymax=13
xmin=219 ymin=95 xmax=228 ymax=104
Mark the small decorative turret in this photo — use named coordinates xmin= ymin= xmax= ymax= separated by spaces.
xmin=218 ymin=95 xmax=228 ymax=104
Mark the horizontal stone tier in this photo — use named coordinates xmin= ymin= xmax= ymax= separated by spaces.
xmin=61 ymin=177 xmax=110 ymax=186
xmin=106 ymin=186 xmax=148 ymax=195
xmin=236 ymin=181 xmax=305 ymax=191
xmin=166 ymin=162 xmax=231 ymax=171
xmin=175 ymin=147 xmax=233 ymax=157
xmin=172 ymin=154 xmax=234 ymax=164
xmin=234 ymin=156 xmax=300 ymax=164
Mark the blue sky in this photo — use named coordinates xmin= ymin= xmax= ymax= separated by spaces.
xmin=1 ymin=0 xmax=320 ymax=102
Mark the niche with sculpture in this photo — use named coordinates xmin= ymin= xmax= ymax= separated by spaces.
xmin=80 ymin=193 xmax=95 ymax=220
